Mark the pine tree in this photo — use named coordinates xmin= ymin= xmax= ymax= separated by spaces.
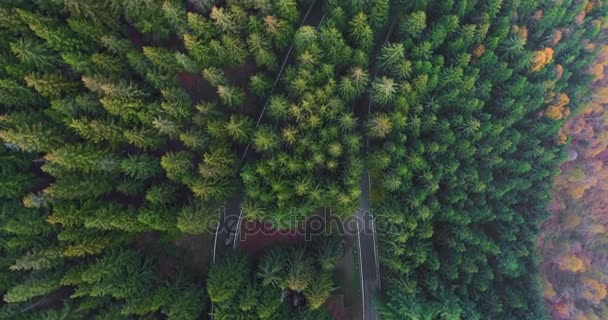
xmin=256 ymin=287 xmax=282 ymax=319
xmin=238 ymin=282 xmax=258 ymax=312
xmin=349 ymin=13 xmax=374 ymax=52
xmin=143 ymin=46 xmax=181 ymax=74
xmin=145 ymin=183 xmax=178 ymax=205
xmin=0 ymin=113 xmax=65 ymax=152
xmin=10 ymin=38 xmax=57 ymax=71
xmin=69 ymin=118 xmax=123 ymax=144
xmin=123 ymin=127 xmax=165 ymax=150
xmin=378 ymin=43 xmax=405 ymax=72
xmin=371 ymin=76 xmax=397 ymax=105
xmin=161 ymin=0 xmax=188 ymax=34
xmin=400 ymin=11 xmax=426 ymax=37
xmin=44 ymin=144 xmax=119 ymax=173
xmin=123 ymin=0 xmax=171 ymax=38
xmin=257 ymin=247 xmax=286 ymax=288
xmin=207 ymin=253 xmax=249 ymax=303
xmin=3 ymin=272 xmax=62 ymax=303
xmin=254 ymin=126 xmax=280 ymax=152
xmin=283 ymin=247 xmax=312 ymax=291
xmin=120 ymin=154 xmax=162 ymax=180
xmin=274 ymin=0 xmax=299 ymax=24
xmin=225 ymin=114 xmax=254 ymax=143
xmin=176 ymin=201 xmax=219 ymax=235
xmin=202 ymin=67 xmax=227 ymax=87
xmin=160 ymin=151 xmax=194 ymax=183
xmin=303 ymin=271 xmax=333 ymax=310
xmin=209 ymin=6 xmax=237 ymax=33
xmin=248 ymin=32 xmax=277 ymax=70
xmin=250 ymin=73 xmax=272 ymax=97
xmin=44 ymin=173 xmax=114 ymax=200
xmin=217 ymin=85 xmax=245 ymax=108
xmin=367 ymin=113 xmax=393 ymax=138
xmin=0 ymin=79 xmax=40 ymax=108
xmin=16 ymin=9 xmax=85 ymax=53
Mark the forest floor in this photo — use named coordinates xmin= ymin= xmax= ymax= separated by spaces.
xmin=174 ymin=232 xmax=215 ymax=275
xmin=332 ymin=225 xmax=358 ymax=320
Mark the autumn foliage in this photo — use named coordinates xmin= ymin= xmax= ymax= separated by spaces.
xmin=539 ymin=42 xmax=608 ymax=319
xmin=545 ymin=92 xmax=571 ymax=120
xmin=531 ymin=47 xmax=555 ymax=71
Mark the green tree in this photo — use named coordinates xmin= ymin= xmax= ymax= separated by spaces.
xmin=371 ymin=76 xmax=397 ymax=105
xmin=256 ymin=287 xmax=282 ymax=319
xmin=143 ymin=46 xmax=181 ymax=73
xmin=225 ymin=114 xmax=254 ymax=143
xmin=257 ymin=247 xmax=285 ymax=288
xmin=10 ymin=38 xmax=57 ymax=71
xmin=400 ymin=11 xmax=426 ymax=37
xmin=250 ymin=73 xmax=272 ymax=97
xmin=369 ymin=0 xmax=390 ymax=30
xmin=120 ymin=154 xmax=162 ymax=180
xmin=367 ymin=113 xmax=393 ymax=138
xmin=44 ymin=174 xmax=114 ymax=200
xmin=283 ymin=247 xmax=312 ymax=291
xmin=161 ymin=151 xmax=194 ymax=183
xmin=44 ymin=144 xmax=119 ymax=173
xmin=207 ymin=253 xmax=249 ymax=303
xmin=349 ymin=12 xmax=373 ymax=52
xmin=0 ymin=79 xmax=39 ymax=108
xmin=303 ymin=271 xmax=333 ymax=310
xmin=177 ymin=201 xmax=218 ymax=234
xmin=274 ymin=0 xmax=299 ymax=24
xmin=145 ymin=183 xmax=178 ymax=205
xmin=378 ymin=43 xmax=405 ymax=71
xmin=217 ymin=85 xmax=245 ymax=108
xmin=202 ymin=67 xmax=227 ymax=87
xmin=4 ymin=273 xmax=62 ymax=303
xmin=254 ymin=126 xmax=280 ymax=152
xmin=238 ymin=282 xmax=258 ymax=312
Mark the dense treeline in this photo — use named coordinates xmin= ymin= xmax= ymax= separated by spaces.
xmin=0 ymin=0 xmax=604 ymax=319
xmin=208 ymin=237 xmax=341 ymax=319
xmin=539 ymin=45 xmax=608 ymax=319
xmin=241 ymin=0 xmax=389 ymax=227
xmin=0 ymin=0 xmax=314 ymax=318
xmin=373 ymin=1 xmax=607 ymax=319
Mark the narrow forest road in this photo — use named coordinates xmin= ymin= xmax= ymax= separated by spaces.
xmin=353 ymin=15 xmax=398 ymax=320
xmin=356 ymin=172 xmax=380 ymax=320
xmin=212 ymin=191 xmax=242 ymax=262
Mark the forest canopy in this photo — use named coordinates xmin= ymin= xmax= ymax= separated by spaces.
xmin=0 ymin=0 xmax=606 ymax=319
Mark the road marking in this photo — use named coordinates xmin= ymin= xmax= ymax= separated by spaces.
xmin=358 ymin=16 xmax=397 ymax=319
xmin=233 ymin=208 xmax=244 ymax=249
xmin=212 ymin=205 xmax=225 ymax=264
xmin=355 ymin=214 xmax=366 ymax=319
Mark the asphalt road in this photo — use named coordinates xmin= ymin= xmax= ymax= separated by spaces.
xmin=212 ymin=190 xmax=242 ymax=261
xmin=354 ymin=15 xmax=398 ymax=320
xmin=356 ymin=171 xmax=380 ymax=320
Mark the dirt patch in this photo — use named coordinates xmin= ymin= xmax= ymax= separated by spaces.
xmin=177 ymin=72 xmax=218 ymax=104
xmin=126 ymin=25 xmax=143 ymax=49
xmin=173 ymin=232 xmax=215 ymax=276
xmin=326 ymin=295 xmax=349 ymax=320
xmin=238 ymin=219 xmax=305 ymax=256
xmin=225 ymin=60 xmax=264 ymax=117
